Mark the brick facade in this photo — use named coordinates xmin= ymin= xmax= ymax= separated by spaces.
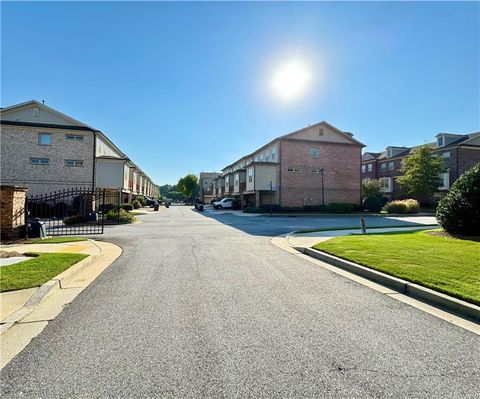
xmin=0 ymin=185 xmax=28 ymax=241
xmin=280 ymin=140 xmax=361 ymax=207
xmin=0 ymin=125 xmax=94 ymax=196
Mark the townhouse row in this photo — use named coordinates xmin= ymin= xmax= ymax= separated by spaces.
xmin=201 ymin=122 xmax=365 ymax=208
xmin=361 ymin=132 xmax=480 ymax=200
xmin=200 ymin=124 xmax=480 ymax=208
xmin=0 ymin=100 xmax=159 ymax=199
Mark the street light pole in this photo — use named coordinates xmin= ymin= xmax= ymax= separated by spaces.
xmin=320 ymin=168 xmax=325 ymax=206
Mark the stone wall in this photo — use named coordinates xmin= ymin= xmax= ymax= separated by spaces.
xmin=0 ymin=185 xmax=28 ymax=241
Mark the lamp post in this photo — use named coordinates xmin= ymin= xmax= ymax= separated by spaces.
xmin=319 ymin=168 xmax=325 ymax=206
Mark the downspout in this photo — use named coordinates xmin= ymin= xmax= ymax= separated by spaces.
xmin=278 ymin=141 xmax=282 ymax=206
xmin=92 ymin=130 xmax=97 ymax=191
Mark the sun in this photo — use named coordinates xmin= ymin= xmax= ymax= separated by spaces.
xmin=271 ymin=60 xmax=311 ymax=101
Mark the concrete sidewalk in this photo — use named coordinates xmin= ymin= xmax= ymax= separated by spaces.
xmin=0 ymin=239 xmax=122 ymax=369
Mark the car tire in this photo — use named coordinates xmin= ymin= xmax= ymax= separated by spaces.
xmin=218 ymin=205 xmax=223 ymax=210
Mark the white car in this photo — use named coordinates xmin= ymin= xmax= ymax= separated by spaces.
xmin=213 ymin=198 xmax=233 ymax=210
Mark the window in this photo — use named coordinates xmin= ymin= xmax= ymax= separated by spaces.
xmin=379 ymin=177 xmax=391 ymax=192
xmin=65 ymin=134 xmax=84 ymax=141
xmin=287 ymin=168 xmax=301 ymax=173
xmin=442 ymin=152 xmax=451 ymax=161
xmin=254 ymin=156 xmax=258 ymax=162
xmin=361 ymin=165 xmax=366 ymax=173
xmin=33 ymin=108 xmax=39 ymax=117
xmin=367 ymin=163 xmax=373 ymax=172
xmin=380 ymin=163 xmax=387 ymax=171
xmin=260 ymin=153 xmax=264 ymax=161
xmin=64 ymin=159 xmax=84 ymax=167
xmin=439 ymin=171 xmax=450 ymax=190
xmin=310 ymin=148 xmax=320 ymax=158
xmin=388 ymin=161 xmax=394 ymax=170
xmin=272 ymin=147 xmax=276 ymax=160
xmin=30 ymin=158 xmax=49 ymax=165
xmin=312 ymin=169 xmax=324 ymax=174
xmin=38 ymin=133 xmax=52 ymax=145
xmin=319 ymin=128 xmax=324 ymax=136
xmin=248 ymin=168 xmax=253 ymax=182
xmin=437 ymin=136 xmax=444 ymax=147
xmin=265 ymin=151 xmax=270 ymax=161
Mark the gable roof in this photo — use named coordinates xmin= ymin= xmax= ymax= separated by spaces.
xmin=1 ymin=99 xmax=98 ymax=130
xmin=222 ymin=121 xmax=365 ymax=171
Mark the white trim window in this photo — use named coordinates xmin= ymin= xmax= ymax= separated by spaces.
xmin=271 ymin=147 xmax=276 ymax=160
xmin=388 ymin=161 xmax=395 ymax=171
xmin=310 ymin=148 xmax=320 ymax=158
xmin=367 ymin=163 xmax=373 ymax=172
xmin=38 ymin=133 xmax=52 ymax=145
xmin=379 ymin=177 xmax=392 ymax=193
xmin=442 ymin=152 xmax=451 ymax=161
xmin=439 ymin=170 xmax=450 ymax=190
xmin=64 ymin=159 xmax=84 ymax=167
xmin=65 ymin=134 xmax=84 ymax=141
xmin=248 ymin=168 xmax=253 ymax=182
xmin=287 ymin=168 xmax=301 ymax=173
xmin=361 ymin=164 xmax=366 ymax=173
xmin=30 ymin=158 xmax=49 ymax=165
xmin=380 ymin=163 xmax=387 ymax=171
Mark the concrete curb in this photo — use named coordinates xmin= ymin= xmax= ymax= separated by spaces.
xmin=0 ymin=250 xmax=100 ymax=335
xmin=299 ymin=247 xmax=480 ymax=323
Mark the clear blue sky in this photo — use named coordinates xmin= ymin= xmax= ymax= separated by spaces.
xmin=2 ymin=1 xmax=479 ymax=185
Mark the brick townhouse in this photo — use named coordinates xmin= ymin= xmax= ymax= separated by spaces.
xmin=0 ymin=100 xmax=159 ymax=199
xmin=361 ymin=132 xmax=480 ymax=199
xmin=199 ymin=172 xmax=220 ymax=203
xmin=212 ymin=121 xmax=365 ymax=208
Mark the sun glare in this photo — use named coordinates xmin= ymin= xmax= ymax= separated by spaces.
xmin=271 ymin=60 xmax=311 ymax=101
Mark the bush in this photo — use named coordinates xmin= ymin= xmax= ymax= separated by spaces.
xmin=259 ymin=204 xmax=282 ymax=213
xmin=120 ymin=203 xmax=134 ymax=211
xmin=362 ymin=195 xmax=383 ymax=212
xmin=63 ymin=215 xmax=87 ymax=225
xmin=232 ymin=199 xmax=241 ymax=210
xmin=136 ymin=196 xmax=147 ymax=206
xmin=106 ymin=208 xmax=136 ymax=223
xmin=243 ymin=207 xmax=264 ymax=213
xmin=436 ymin=164 xmax=480 ymax=236
xmin=326 ymin=203 xmax=354 ymax=214
xmin=385 ymin=199 xmax=420 ymax=214
xmin=362 ymin=179 xmax=383 ymax=199
xmin=302 ymin=205 xmax=327 ymax=212
xmin=131 ymin=200 xmax=141 ymax=209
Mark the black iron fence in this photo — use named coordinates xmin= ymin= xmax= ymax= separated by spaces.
xmin=25 ymin=188 xmax=121 ymax=236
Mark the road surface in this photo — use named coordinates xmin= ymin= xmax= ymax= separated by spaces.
xmin=1 ymin=206 xmax=478 ymax=398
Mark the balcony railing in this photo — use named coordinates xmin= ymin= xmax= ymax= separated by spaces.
xmin=239 ymin=182 xmax=246 ymax=192
xmin=128 ymin=180 xmax=133 ymax=190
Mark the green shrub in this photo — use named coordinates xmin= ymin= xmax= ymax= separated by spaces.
xmin=106 ymin=208 xmax=136 ymax=223
xmin=243 ymin=207 xmax=264 ymax=213
xmin=302 ymin=205 xmax=327 ymax=212
xmin=362 ymin=179 xmax=383 ymax=199
xmin=64 ymin=215 xmax=87 ymax=225
xmin=403 ymin=199 xmax=420 ymax=214
xmin=120 ymin=203 xmax=134 ymax=211
xmin=259 ymin=204 xmax=282 ymax=213
xmin=326 ymin=203 xmax=354 ymax=213
xmin=232 ymin=199 xmax=241 ymax=210
xmin=385 ymin=199 xmax=419 ymax=214
xmin=136 ymin=196 xmax=147 ymax=206
xmin=362 ymin=195 xmax=383 ymax=212
xmin=131 ymin=200 xmax=141 ymax=209
xmin=436 ymin=164 xmax=480 ymax=236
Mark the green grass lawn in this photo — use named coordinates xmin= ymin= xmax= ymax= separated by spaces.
xmin=295 ymin=224 xmax=438 ymax=234
xmin=313 ymin=230 xmax=480 ymax=305
xmin=26 ymin=236 xmax=88 ymax=244
xmin=0 ymin=252 xmax=88 ymax=292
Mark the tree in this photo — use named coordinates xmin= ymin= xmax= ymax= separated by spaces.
xmin=177 ymin=174 xmax=199 ymax=201
xmin=362 ymin=179 xmax=383 ymax=199
xmin=436 ymin=163 xmax=480 ymax=236
xmin=396 ymin=146 xmax=444 ymax=200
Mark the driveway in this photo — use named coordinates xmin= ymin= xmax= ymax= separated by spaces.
xmin=1 ymin=206 xmax=478 ymax=398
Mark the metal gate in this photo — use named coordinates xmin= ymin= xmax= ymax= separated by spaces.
xmin=25 ymin=188 xmax=121 ymax=236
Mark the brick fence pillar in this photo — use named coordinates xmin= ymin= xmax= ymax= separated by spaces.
xmin=1 ymin=185 xmax=29 ymax=242
xmin=255 ymin=191 xmax=260 ymax=208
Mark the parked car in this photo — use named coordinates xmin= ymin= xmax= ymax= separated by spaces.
xmin=213 ymin=198 xmax=233 ymax=209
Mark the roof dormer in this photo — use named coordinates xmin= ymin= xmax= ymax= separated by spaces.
xmin=436 ymin=133 xmax=465 ymax=148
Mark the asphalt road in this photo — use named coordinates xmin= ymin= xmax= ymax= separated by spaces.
xmin=1 ymin=207 xmax=478 ymax=398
